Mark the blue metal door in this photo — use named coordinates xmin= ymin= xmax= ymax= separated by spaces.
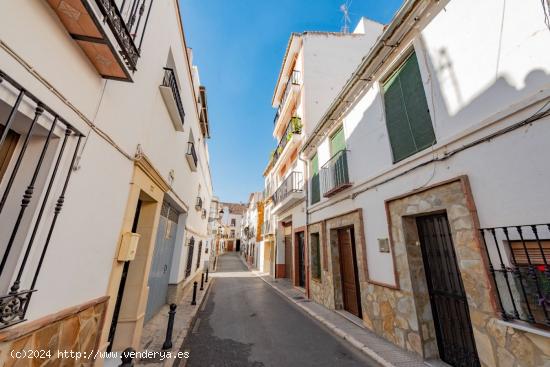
xmin=145 ymin=202 xmax=178 ymax=322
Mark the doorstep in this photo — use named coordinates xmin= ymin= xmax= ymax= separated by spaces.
xmin=250 ymin=269 xmax=439 ymax=367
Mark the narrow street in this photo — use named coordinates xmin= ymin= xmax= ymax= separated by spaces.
xmin=181 ymin=253 xmax=379 ymax=367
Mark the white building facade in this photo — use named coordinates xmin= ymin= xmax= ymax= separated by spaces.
xmin=301 ymin=0 xmax=550 ymax=366
xmin=0 ymin=0 xmax=214 ymax=361
xmin=264 ymin=19 xmax=384 ymax=290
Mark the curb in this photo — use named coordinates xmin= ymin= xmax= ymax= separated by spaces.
xmin=167 ymin=276 xmax=214 ymax=367
xmin=254 ymin=274 xmax=395 ymax=367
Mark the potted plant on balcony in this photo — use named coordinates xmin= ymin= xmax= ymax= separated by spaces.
xmin=286 ymin=130 xmax=294 ymax=142
xmin=291 ymin=117 xmax=302 ymax=134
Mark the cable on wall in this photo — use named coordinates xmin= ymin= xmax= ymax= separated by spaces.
xmin=0 ymin=39 xmax=135 ymax=162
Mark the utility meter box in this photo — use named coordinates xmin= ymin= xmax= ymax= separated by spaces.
xmin=118 ymin=232 xmax=141 ymax=261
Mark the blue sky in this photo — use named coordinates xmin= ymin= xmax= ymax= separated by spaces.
xmin=180 ymin=0 xmax=404 ymax=203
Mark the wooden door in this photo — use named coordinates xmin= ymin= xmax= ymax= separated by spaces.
xmin=337 ymin=227 xmax=362 ymax=318
xmin=416 ymin=214 xmax=479 ymax=367
xmin=0 ymin=126 xmax=19 ymax=181
xmin=284 ymin=235 xmax=292 ymax=279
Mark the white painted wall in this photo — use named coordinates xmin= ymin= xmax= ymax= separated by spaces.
xmin=302 ymin=26 xmax=383 ymax=139
xmin=308 ymin=0 xmax=550 ymax=286
xmin=0 ymin=0 xmax=214 ymax=321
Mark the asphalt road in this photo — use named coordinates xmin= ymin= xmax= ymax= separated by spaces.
xmin=181 ymin=252 xmax=379 ymax=367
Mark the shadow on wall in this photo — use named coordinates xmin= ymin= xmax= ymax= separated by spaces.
xmin=344 ymin=48 xmax=550 ymax=185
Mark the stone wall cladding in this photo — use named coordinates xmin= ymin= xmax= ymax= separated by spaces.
xmin=308 ymin=210 xmax=368 ymax=319
xmin=380 ymin=177 xmax=550 ymax=366
xmin=0 ymin=296 xmax=108 ymax=366
xmin=308 ymin=221 xmax=334 ymax=308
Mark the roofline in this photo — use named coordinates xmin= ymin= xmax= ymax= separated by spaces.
xmin=174 ymin=0 xmax=202 ymax=128
xmin=301 ymin=0 xmax=433 ymax=156
xmin=271 ymin=32 xmax=301 ymax=105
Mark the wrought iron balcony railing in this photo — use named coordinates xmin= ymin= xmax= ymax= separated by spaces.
xmin=195 ymin=197 xmax=203 ymax=211
xmin=187 ymin=142 xmax=198 ymax=170
xmin=273 ymin=70 xmax=301 ymax=125
xmin=272 ymin=172 xmax=304 ymax=206
xmin=480 ymin=224 xmax=550 ymax=327
xmin=271 ymin=117 xmax=302 ymax=165
xmin=48 ymin=0 xmax=153 ymax=80
xmin=163 ymin=68 xmax=186 ymax=127
xmin=321 ymin=150 xmax=351 ymax=197
xmin=0 ymin=70 xmax=84 ymax=330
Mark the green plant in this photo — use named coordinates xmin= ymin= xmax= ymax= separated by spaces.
xmin=291 ymin=116 xmax=302 ymax=133
xmin=277 ymin=146 xmax=283 ymax=155
xmin=286 ymin=130 xmax=294 ymax=141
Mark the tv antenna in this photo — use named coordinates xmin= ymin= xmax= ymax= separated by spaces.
xmin=340 ymin=0 xmax=352 ymax=33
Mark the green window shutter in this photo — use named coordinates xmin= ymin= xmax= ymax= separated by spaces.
xmin=311 ymin=154 xmax=320 ymax=204
xmin=383 ymin=52 xmax=435 ymax=162
xmin=330 ymin=127 xmax=346 ymax=155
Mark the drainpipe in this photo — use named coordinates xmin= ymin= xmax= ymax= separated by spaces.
xmin=299 ymin=155 xmax=310 ymax=299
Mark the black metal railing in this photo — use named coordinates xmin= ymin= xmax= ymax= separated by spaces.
xmin=187 ymin=142 xmax=197 ymax=166
xmin=163 ymin=68 xmax=186 ymax=126
xmin=480 ymin=224 xmax=550 ymax=326
xmin=196 ymin=241 xmax=203 ymax=270
xmin=185 ymin=237 xmax=195 ymax=278
xmin=272 ymin=117 xmax=302 ymax=165
xmin=201 ymin=209 xmax=207 ymax=219
xmin=94 ymin=0 xmax=153 ymax=70
xmin=273 ymin=70 xmax=301 ymax=126
xmin=0 ymin=70 xmax=84 ymax=330
xmin=272 ymin=172 xmax=304 ymax=206
xmin=195 ymin=197 xmax=203 ymax=211
xmin=321 ymin=150 xmax=350 ymax=197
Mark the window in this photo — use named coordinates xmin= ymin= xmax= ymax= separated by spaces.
xmin=310 ymin=233 xmax=321 ymax=280
xmin=196 ymin=241 xmax=203 ymax=270
xmin=310 ymin=154 xmax=320 ymax=204
xmin=383 ymin=51 xmax=435 ymax=162
xmin=231 ymin=218 xmax=236 ymax=226
xmin=185 ymin=237 xmax=195 ymax=278
xmin=330 ymin=127 xmax=346 ymax=155
xmin=0 ymin=126 xmax=19 ymax=181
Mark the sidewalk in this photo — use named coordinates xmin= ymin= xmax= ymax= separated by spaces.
xmin=136 ymin=272 xmax=214 ymax=367
xmin=238 ymin=257 xmax=445 ymax=367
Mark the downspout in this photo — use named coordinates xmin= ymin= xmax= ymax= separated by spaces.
xmin=299 ymin=155 xmax=310 ymax=298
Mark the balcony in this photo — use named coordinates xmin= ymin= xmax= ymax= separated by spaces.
xmin=272 ymin=172 xmax=304 ymax=215
xmin=321 ymin=150 xmax=351 ymax=197
xmin=160 ymin=68 xmax=186 ymax=131
xmin=47 ymin=0 xmax=153 ymax=81
xmin=480 ymin=224 xmax=550 ymax=327
xmin=271 ymin=117 xmax=302 ymax=167
xmin=195 ymin=197 xmax=202 ymax=211
xmin=186 ymin=142 xmax=197 ymax=171
xmin=262 ymin=219 xmax=275 ymax=236
xmin=201 ymin=209 xmax=207 ymax=219
xmin=273 ymin=70 xmax=301 ymax=134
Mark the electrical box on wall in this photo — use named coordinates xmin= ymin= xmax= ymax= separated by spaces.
xmin=118 ymin=232 xmax=141 ymax=261
xmin=378 ymin=238 xmax=390 ymax=253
